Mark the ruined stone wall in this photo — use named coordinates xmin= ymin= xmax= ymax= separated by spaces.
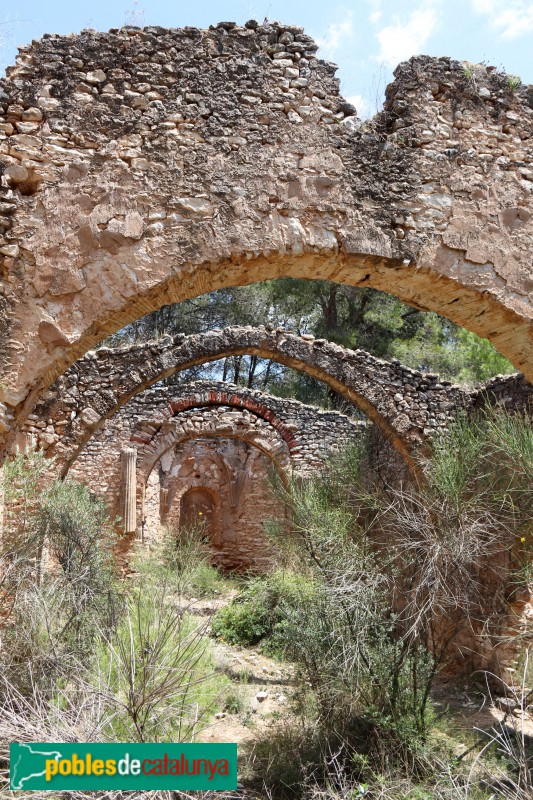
xmin=142 ymin=436 xmax=283 ymax=571
xmin=67 ymin=380 xmax=367 ymax=569
xmin=22 ymin=326 xmax=467 ymax=471
xmin=1 ymin=23 xmax=533 ymax=453
xmin=68 ymin=378 xmax=366 ymax=482
xmin=133 ymin=384 xmax=366 ymax=473
xmin=469 ymin=372 xmax=533 ymax=414
xmin=22 ymin=326 xmax=533 ymax=476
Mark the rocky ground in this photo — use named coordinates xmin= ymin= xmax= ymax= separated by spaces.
xmin=185 ymin=593 xmax=533 ymax=756
xmin=180 ymin=594 xmax=296 ymax=748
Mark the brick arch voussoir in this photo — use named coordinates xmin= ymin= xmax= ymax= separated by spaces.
xmin=135 ymin=411 xmax=292 ymax=486
xmin=165 ymin=391 xmax=299 ymax=453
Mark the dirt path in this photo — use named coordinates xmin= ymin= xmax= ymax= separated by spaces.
xmin=182 ymin=595 xmax=296 ymax=747
xmin=432 ymin=676 xmax=533 ymax=751
xmin=186 ymin=594 xmax=533 ymax=759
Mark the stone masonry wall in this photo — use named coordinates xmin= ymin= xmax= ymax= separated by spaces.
xmin=1 ymin=23 xmax=533 ymax=452
xmin=20 ymin=326 xmax=460 ymax=471
xmin=142 ymin=435 xmax=284 ymax=571
xmin=67 ymin=380 xmax=367 ymax=569
xmin=69 ymin=379 xmax=366 ymax=489
xmin=22 ymin=326 xmax=533 ymax=476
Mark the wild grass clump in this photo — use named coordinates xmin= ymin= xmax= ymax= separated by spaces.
xmin=91 ymin=584 xmax=229 ymax=742
xmin=469 ymin=651 xmax=533 ymax=800
xmin=133 ymin=523 xmax=229 ymax=597
xmin=239 ymin=410 xmax=533 ymax=798
xmin=0 ymin=450 xmax=231 ymax=799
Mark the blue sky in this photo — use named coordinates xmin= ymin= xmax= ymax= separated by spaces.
xmin=1 ymin=0 xmax=532 ymax=117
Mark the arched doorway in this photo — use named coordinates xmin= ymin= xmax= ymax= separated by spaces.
xmin=138 ymin=414 xmax=291 ymax=571
xmin=180 ymin=486 xmax=219 ymax=547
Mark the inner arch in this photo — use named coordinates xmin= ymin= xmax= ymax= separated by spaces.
xmin=32 ymin=326 xmax=468 ymax=477
xmin=14 ymin=254 xmax=532 ymax=443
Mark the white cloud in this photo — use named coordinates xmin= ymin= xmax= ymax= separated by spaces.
xmin=471 ymin=0 xmax=533 ymax=39
xmin=367 ymin=0 xmax=382 ymax=24
xmin=375 ymin=3 xmax=441 ymax=68
xmin=316 ymin=11 xmax=354 ymax=59
xmin=346 ymin=94 xmax=371 ymax=118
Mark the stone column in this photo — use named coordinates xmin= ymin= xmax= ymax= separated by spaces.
xmin=0 ymin=464 xmax=4 ymax=545
xmin=120 ymin=447 xmax=137 ymax=534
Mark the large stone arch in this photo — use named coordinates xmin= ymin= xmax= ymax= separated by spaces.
xmin=1 ymin=23 xmax=533 ymax=454
xmin=24 ymin=325 xmax=471 ymax=473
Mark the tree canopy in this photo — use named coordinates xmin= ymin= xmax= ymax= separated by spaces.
xmin=106 ymin=279 xmax=515 ymax=410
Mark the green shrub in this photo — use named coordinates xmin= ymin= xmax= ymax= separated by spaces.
xmin=506 ymin=74 xmax=521 ymax=92
xmin=1 ymin=463 xmax=122 ymax=695
xmin=0 ymin=454 xmax=231 ymax=757
xmin=38 ymin=481 xmax=118 ymax=612
xmin=1 ymin=448 xmax=50 ymax=617
xmin=187 ymin=560 xmax=228 ymax=596
xmin=223 ymin=684 xmax=248 ymax=715
xmin=251 ymin=410 xmax=533 ymax=797
xmin=210 ymin=570 xmax=317 ymax=651
xmin=211 ymin=592 xmax=272 ymax=646
xmin=263 ymin=443 xmax=441 ymax=746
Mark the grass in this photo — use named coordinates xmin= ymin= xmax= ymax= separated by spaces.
xmin=131 ymin=525 xmax=235 ymax=598
xmin=506 ymin=74 xmax=521 ymax=92
xmin=91 ymin=582 xmax=231 ymax=742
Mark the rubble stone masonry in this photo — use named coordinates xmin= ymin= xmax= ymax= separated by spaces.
xmin=22 ymin=326 xmax=533 ymax=475
xmin=67 ymin=380 xmax=368 ymax=570
xmin=0 ymin=23 xmax=532 ymax=454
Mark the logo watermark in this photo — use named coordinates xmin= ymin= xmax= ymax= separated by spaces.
xmin=10 ymin=742 xmax=237 ymax=791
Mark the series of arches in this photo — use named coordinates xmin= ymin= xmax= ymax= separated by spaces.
xmin=0 ymin=22 xmax=530 ymax=674
xmin=139 ymin=409 xmax=292 ymax=570
xmin=26 ymin=325 xmax=469 ymax=474
xmin=135 ymin=405 xmax=293 ymax=482
xmin=0 ymin=26 xmax=532 ymax=457
xmin=66 ymin=392 xmax=336 ymax=570
xmin=66 ymin=381 xmax=367 ymax=538
xmin=24 ymin=325 xmax=533 ymax=482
